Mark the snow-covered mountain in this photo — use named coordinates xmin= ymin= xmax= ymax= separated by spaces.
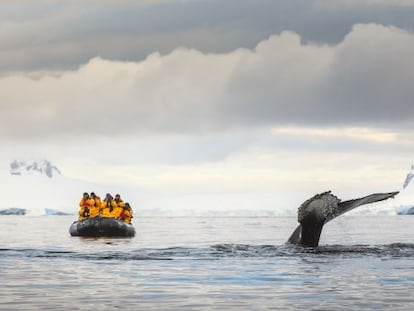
xmin=1 ymin=159 xmax=134 ymax=216
xmin=394 ymin=164 xmax=414 ymax=214
xmin=1 ymin=159 xmax=296 ymax=217
xmin=344 ymin=165 xmax=414 ymax=216
xmin=10 ymin=160 xmax=61 ymax=178
xmin=1 ymin=159 xmax=412 ymax=217
xmin=402 ymin=164 xmax=414 ymax=189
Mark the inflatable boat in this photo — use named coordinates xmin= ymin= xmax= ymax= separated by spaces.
xmin=69 ymin=216 xmax=135 ymax=237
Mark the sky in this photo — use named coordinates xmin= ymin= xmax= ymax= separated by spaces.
xmin=2 ymin=0 xmax=414 ymax=211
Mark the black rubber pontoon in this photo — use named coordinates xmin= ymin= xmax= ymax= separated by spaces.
xmin=69 ymin=216 xmax=135 ymax=237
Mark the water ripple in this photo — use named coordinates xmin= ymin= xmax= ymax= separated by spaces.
xmin=1 ymin=243 xmax=414 ymax=261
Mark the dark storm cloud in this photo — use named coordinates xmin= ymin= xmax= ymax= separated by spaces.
xmin=219 ymin=24 xmax=414 ymax=129
xmin=1 ymin=0 xmax=414 ymax=72
xmin=1 ymin=23 xmax=414 ymax=140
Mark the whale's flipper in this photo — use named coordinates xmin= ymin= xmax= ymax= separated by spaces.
xmin=287 ymin=191 xmax=399 ymax=247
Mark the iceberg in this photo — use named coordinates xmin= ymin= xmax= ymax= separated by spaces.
xmin=0 ymin=208 xmax=26 ymax=215
xmin=396 ymin=205 xmax=414 ymax=215
xmin=45 ymin=208 xmax=73 ymax=216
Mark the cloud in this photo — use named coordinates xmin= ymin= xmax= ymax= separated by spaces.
xmin=227 ymin=23 xmax=414 ymax=127
xmin=272 ymin=127 xmax=397 ymax=144
xmin=1 ymin=24 xmax=414 ymax=140
xmin=2 ymin=0 xmax=414 ymax=72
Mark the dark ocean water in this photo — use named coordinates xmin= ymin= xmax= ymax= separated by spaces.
xmin=0 ymin=215 xmax=413 ymax=310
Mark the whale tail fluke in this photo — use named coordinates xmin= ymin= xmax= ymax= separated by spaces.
xmin=287 ymin=191 xmax=399 ymax=247
xmin=335 ymin=191 xmax=399 ymax=220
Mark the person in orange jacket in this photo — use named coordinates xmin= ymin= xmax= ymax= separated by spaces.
xmin=78 ymin=192 xmax=94 ymax=220
xmin=101 ymin=193 xmax=119 ymax=218
xmin=89 ymin=192 xmax=102 ymax=217
xmin=85 ymin=192 xmax=101 ymax=218
xmin=112 ymin=193 xmax=125 ymax=218
xmin=114 ymin=194 xmax=125 ymax=208
xmin=119 ymin=202 xmax=133 ymax=224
